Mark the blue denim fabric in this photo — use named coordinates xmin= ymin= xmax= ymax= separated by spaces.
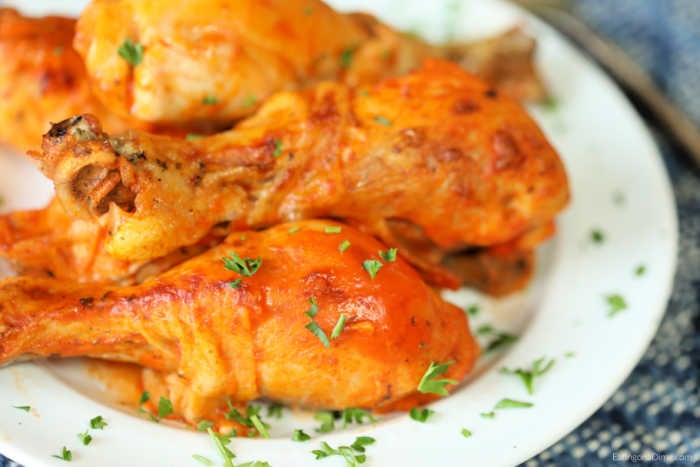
xmin=2 ymin=1 xmax=699 ymax=466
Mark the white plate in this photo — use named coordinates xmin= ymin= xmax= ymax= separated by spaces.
xmin=0 ymin=1 xmax=677 ymax=466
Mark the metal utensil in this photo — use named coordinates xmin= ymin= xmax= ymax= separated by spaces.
xmin=518 ymin=1 xmax=700 ymax=169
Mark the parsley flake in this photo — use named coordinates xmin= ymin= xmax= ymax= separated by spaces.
xmin=272 ymin=139 xmax=283 ymax=157
xmin=417 ymin=361 xmax=458 ymax=396
xmin=409 ymin=407 xmax=435 ymax=422
xmin=288 ymin=226 xmax=300 ymax=234
xmin=339 ymin=240 xmax=351 ymax=252
xmin=635 ymin=264 xmax=646 ymax=276
xmin=314 ymin=411 xmax=336 ymax=433
xmin=267 ymin=403 xmax=284 ymax=419
xmin=331 ymin=314 xmax=348 ymax=340
xmin=243 ymin=94 xmax=257 ymax=107
xmin=590 ymin=229 xmax=605 ymax=243
xmin=378 ymin=248 xmax=397 ymax=262
xmin=229 ymin=278 xmax=243 ymax=289
xmin=305 ymin=297 xmax=319 ymax=319
xmin=362 ymin=259 xmax=383 ymax=280
xmin=324 ymin=225 xmax=342 ymax=234
xmin=249 ymin=414 xmax=270 ymax=438
xmin=564 ymin=351 xmax=576 ymax=359
xmin=292 ymin=429 xmax=311 ymax=442
xmin=340 ymin=47 xmax=355 ymax=69
xmin=13 ymin=405 xmax=30 ymax=412
xmin=466 ymin=305 xmax=479 ymax=316
xmin=461 ymin=428 xmax=473 ymax=438
xmin=202 ymin=95 xmax=219 ymax=105
xmin=480 ymin=411 xmax=495 ymax=419
xmin=484 ymin=332 xmax=518 ymax=354
xmin=493 ymin=398 xmax=533 ymax=410
xmin=90 ymin=415 xmax=107 ymax=430
xmin=186 ymin=133 xmax=203 ymax=141
xmin=311 ymin=437 xmax=375 ymax=467
xmin=341 ymin=408 xmax=377 ymax=428
xmin=500 ymin=357 xmax=555 ymax=395
xmin=541 ymin=96 xmax=559 ymax=112
xmin=77 ymin=431 xmax=92 ymax=446
xmin=158 ymin=396 xmax=174 ymax=419
xmin=52 ymin=447 xmax=72 ymax=462
xmin=373 ymin=115 xmax=391 ymax=126
xmin=197 ymin=420 xmax=214 ymax=432
xmin=117 ymin=39 xmax=143 ymax=66
xmin=606 ymin=294 xmax=628 ymax=317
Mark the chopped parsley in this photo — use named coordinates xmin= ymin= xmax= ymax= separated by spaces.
xmin=267 ymin=403 xmax=284 ymax=419
xmin=13 ymin=405 xmax=30 ymax=412
xmin=341 ymin=408 xmax=377 ymax=428
xmin=493 ymin=398 xmax=533 ymax=410
xmin=606 ymin=294 xmax=628 ymax=317
xmin=483 ymin=331 xmax=518 ymax=354
xmin=52 ymin=447 xmax=72 ymax=462
xmin=475 ymin=324 xmax=493 ymax=335
xmin=185 ymin=133 xmax=203 ymax=141
xmin=635 ymin=264 xmax=646 ymax=276
xmin=288 ymin=226 xmax=300 ymax=234
xmin=225 ymin=403 xmax=271 ymax=438
xmin=417 ymin=361 xmax=458 ymax=396
xmin=222 ymin=253 xmax=262 ymax=277
xmin=339 ymin=240 xmax=351 ymax=252
xmin=197 ymin=420 xmax=214 ymax=432
xmin=314 ymin=411 xmax=336 ymax=433
xmin=331 ymin=314 xmax=348 ymax=340
xmin=230 ymin=279 xmax=243 ymax=289
xmin=292 ymin=429 xmax=311 ymax=442
xmin=139 ymin=391 xmax=150 ymax=405
xmin=466 ymin=305 xmax=479 ymax=317
xmin=305 ymin=321 xmax=330 ymax=348
xmin=541 ymin=96 xmax=559 ymax=112
xmin=249 ymin=414 xmax=270 ymax=438
xmin=564 ymin=351 xmax=576 ymax=359
xmin=409 ymin=407 xmax=435 ymax=422
xmin=590 ymin=229 xmax=605 ymax=243
xmin=324 ymin=225 xmax=342 ymax=234
xmin=480 ymin=411 xmax=495 ymax=419
xmin=90 ymin=416 xmax=107 ymax=429
xmin=243 ymin=94 xmax=257 ymax=107
xmin=192 ymin=454 xmax=214 ymax=466
xmin=117 ymin=39 xmax=143 ymax=66
xmin=311 ymin=437 xmax=375 ymax=467
xmin=378 ymin=248 xmax=397 ymax=262
xmin=158 ymin=396 xmax=174 ymax=419
xmin=237 ymin=462 xmax=270 ymax=467
xmin=340 ymin=47 xmax=355 ymax=69
xmin=272 ymin=139 xmax=283 ymax=157
xmin=207 ymin=427 xmax=235 ymax=467
xmin=362 ymin=259 xmax=383 ymax=280
xmin=77 ymin=431 xmax=92 ymax=446
xmin=500 ymin=357 xmax=555 ymax=395
xmin=373 ymin=115 xmax=391 ymax=126
xmin=305 ymin=297 xmax=319 ymax=319
xmin=461 ymin=428 xmax=473 ymax=438
xmin=202 ymin=95 xmax=219 ymax=105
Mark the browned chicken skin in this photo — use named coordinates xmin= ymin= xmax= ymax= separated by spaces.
xmin=37 ymin=60 xmax=569 ymax=288
xmin=75 ymin=0 xmax=545 ymax=127
xmin=0 ymin=8 xmax=129 ymax=152
xmin=0 ymin=220 xmax=477 ymax=424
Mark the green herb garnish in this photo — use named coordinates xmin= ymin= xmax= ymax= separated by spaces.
xmin=493 ymin=398 xmax=533 ymax=410
xmin=139 ymin=391 xmax=150 ymax=405
xmin=13 ymin=405 xmax=30 ymax=412
xmin=331 ymin=314 xmax=348 ymax=340
xmin=77 ymin=431 xmax=92 ymax=446
xmin=378 ymin=248 xmax=397 ymax=262
xmin=591 ymin=229 xmax=605 ymax=243
xmin=288 ymin=226 xmax=300 ymax=234
xmin=202 ymin=95 xmax=219 ymax=105
xmin=52 ymin=447 xmax=72 ymax=462
xmin=117 ymin=39 xmax=143 ymax=66
xmin=186 ymin=133 xmax=203 ymax=141
xmin=409 ymin=407 xmax=435 ymax=423
xmin=417 ymin=361 xmax=458 ymax=396
xmin=500 ymin=357 xmax=555 ymax=395
xmin=267 ymin=403 xmax=284 ymax=419
xmin=541 ymin=96 xmax=559 ymax=112
xmin=373 ymin=115 xmax=391 ymax=126
xmin=89 ymin=415 xmax=107 ymax=430
xmin=158 ymin=396 xmax=174 ymax=419
xmin=192 ymin=454 xmax=214 ymax=466
xmin=249 ymin=414 xmax=270 ymax=438
xmin=272 ymin=139 xmax=283 ymax=157
xmin=341 ymin=408 xmax=377 ymax=428
xmin=475 ymin=324 xmax=493 ymax=335
xmin=606 ymin=294 xmax=628 ymax=317
xmin=207 ymin=427 xmax=235 ymax=467
xmin=564 ymin=351 xmax=575 ymax=359
xmin=314 ymin=411 xmax=336 ymax=433
xmin=305 ymin=297 xmax=319 ymax=319
xmin=229 ymin=279 xmax=243 ymax=289
xmin=243 ymin=95 xmax=257 ymax=107
xmin=305 ymin=321 xmax=330 ymax=348
xmin=339 ymin=240 xmax=351 ymax=252
xmin=311 ymin=437 xmax=375 ymax=467
xmin=484 ymin=332 xmax=518 ymax=354
xmin=324 ymin=225 xmax=342 ymax=234
xmin=292 ymin=429 xmax=311 ymax=442
xmin=461 ymin=428 xmax=473 ymax=438
xmin=466 ymin=305 xmax=479 ymax=316
xmin=222 ymin=253 xmax=262 ymax=277
xmin=480 ymin=411 xmax=495 ymax=419
xmin=635 ymin=264 xmax=646 ymax=276
xmin=340 ymin=47 xmax=355 ymax=69
xmin=362 ymin=259 xmax=383 ymax=280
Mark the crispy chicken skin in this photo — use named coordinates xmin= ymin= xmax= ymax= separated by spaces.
xmin=0 ymin=8 xmax=128 ymax=152
xmin=0 ymin=220 xmax=478 ymax=423
xmin=37 ymin=60 xmax=569 ymax=287
xmin=75 ymin=0 xmax=545 ymax=127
